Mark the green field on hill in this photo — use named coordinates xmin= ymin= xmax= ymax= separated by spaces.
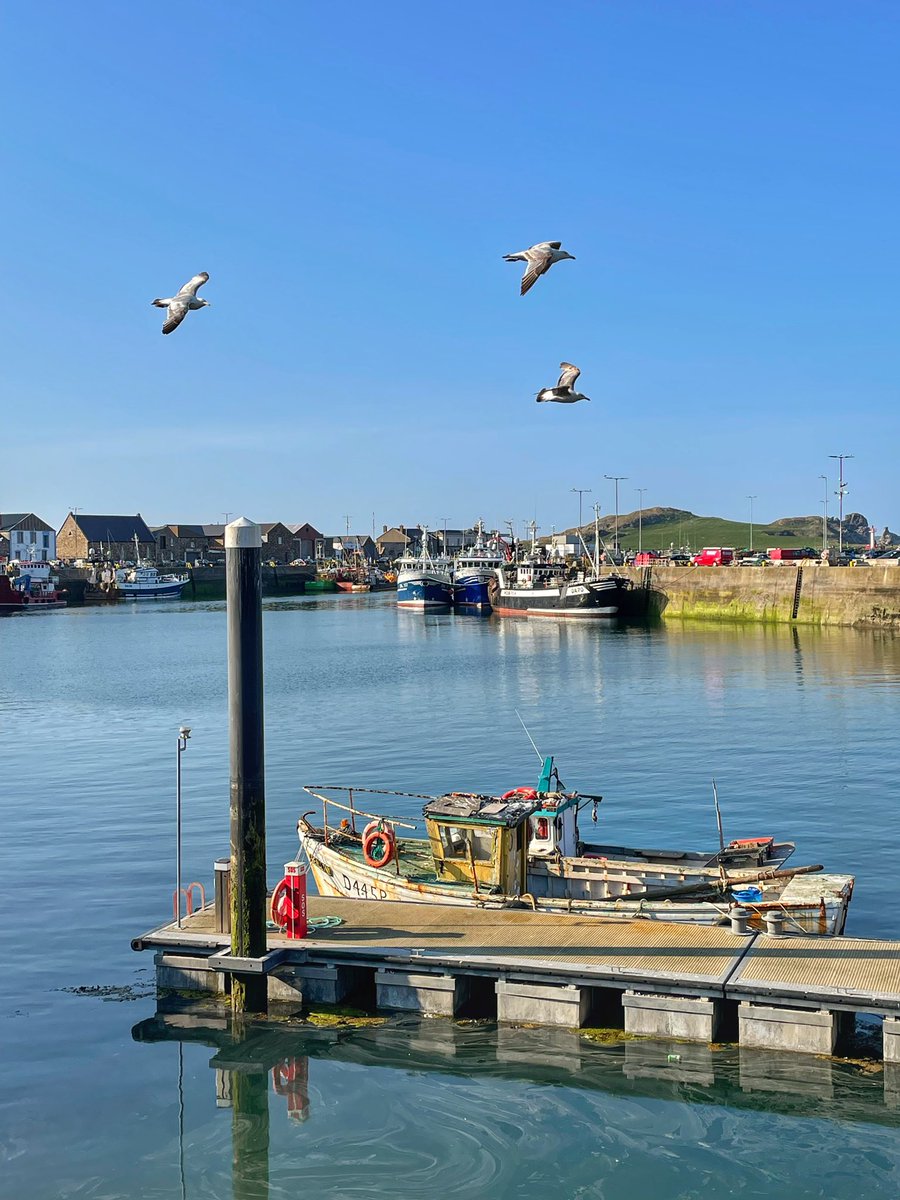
xmin=565 ymin=506 xmax=861 ymax=554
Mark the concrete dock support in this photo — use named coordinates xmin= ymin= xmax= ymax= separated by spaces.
xmin=738 ymin=1002 xmax=850 ymax=1054
xmin=883 ymin=1016 xmax=900 ymax=1063
xmin=623 ymin=991 xmax=723 ymax=1042
xmin=496 ymin=980 xmax=591 ymax=1028
xmin=268 ymin=964 xmax=370 ymax=1006
xmin=155 ymin=952 xmax=225 ymax=995
xmin=375 ymin=969 xmax=466 ymax=1015
xmin=226 ymin=517 xmax=268 ymax=1016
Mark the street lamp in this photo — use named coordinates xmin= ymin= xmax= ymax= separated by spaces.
xmin=747 ymin=495 xmax=757 ymax=553
xmin=828 ymin=454 xmax=853 ymax=558
xmin=635 ymin=488 xmax=647 ymax=555
xmin=819 ymin=475 xmax=828 ymax=553
xmin=604 ymin=476 xmax=628 ymax=555
xmin=176 ymin=726 xmax=191 ymax=928
xmin=571 ymin=487 xmax=592 ymax=536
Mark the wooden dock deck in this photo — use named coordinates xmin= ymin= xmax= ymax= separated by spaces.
xmin=134 ymin=896 xmax=900 ymax=1062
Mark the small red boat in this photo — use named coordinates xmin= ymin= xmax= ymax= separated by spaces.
xmin=0 ymin=562 xmax=66 ymax=612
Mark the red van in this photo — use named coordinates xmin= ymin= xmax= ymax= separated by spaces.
xmin=692 ymin=547 xmax=735 ymax=566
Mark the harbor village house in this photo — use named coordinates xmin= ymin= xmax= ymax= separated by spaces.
xmin=151 ymin=524 xmax=218 ymax=565
xmin=260 ymin=522 xmax=295 ymax=563
xmin=56 ymin=513 xmax=156 ymax=563
xmin=0 ymin=512 xmax=57 ymax=562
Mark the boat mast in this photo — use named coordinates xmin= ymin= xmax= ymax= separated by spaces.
xmin=593 ymin=504 xmax=601 ymax=575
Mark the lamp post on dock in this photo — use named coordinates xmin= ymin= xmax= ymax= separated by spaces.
xmin=226 ymin=517 xmax=268 ymax=1016
xmin=819 ymin=475 xmax=828 ymax=553
xmin=176 ymin=726 xmax=191 ymax=928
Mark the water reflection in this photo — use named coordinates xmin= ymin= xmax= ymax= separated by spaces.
xmin=133 ymin=1008 xmax=899 ymax=1199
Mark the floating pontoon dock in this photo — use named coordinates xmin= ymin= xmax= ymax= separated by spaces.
xmin=133 ymin=896 xmax=900 ymax=1064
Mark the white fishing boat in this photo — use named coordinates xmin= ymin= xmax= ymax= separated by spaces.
xmin=113 ymin=534 xmax=188 ymax=599
xmin=297 ymin=756 xmax=853 ymax=935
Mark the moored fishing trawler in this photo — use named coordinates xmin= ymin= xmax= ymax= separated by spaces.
xmin=453 ymin=521 xmax=505 ymax=611
xmin=395 ymin=527 xmax=453 ymax=610
xmin=488 ymin=556 xmax=631 ymax=618
xmin=0 ymin=561 xmax=66 ymax=612
xmin=298 ymin=756 xmax=853 ymax=934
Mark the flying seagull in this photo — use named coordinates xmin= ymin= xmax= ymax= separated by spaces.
xmin=503 ymin=241 xmax=575 ymax=296
xmin=151 ymin=272 xmax=211 ymax=335
xmin=536 ymin=362 xmax=590 ymax=404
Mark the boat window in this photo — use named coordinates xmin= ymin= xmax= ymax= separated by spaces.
xmin=438 ymin=825 xmax=494 ymax=862
xmin=439 ymin=826 xmax=468 ymax=858
xmin=470 ymin=829 xmax=494 ymax=862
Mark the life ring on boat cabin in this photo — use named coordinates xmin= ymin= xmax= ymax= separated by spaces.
xmin=363 ymin=824 xmax=397 ymax=869
xmin=501 ymin=787 xmax=538 ymax=802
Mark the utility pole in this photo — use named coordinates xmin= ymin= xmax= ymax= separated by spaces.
xmin=819 ymin=475 xmax=828 ymax=553
xmin=222 ymin=512 xmax=232 ymax=526
xmin=747 ymin=495 xmax=757 ymax=553
xmin=604 ymin=475 xmax=627 ymax=555
xmin=571 ymin=487 xmax=592 ymax=539
xmin=226 ymin=518 xmax=267 ymax=1016
xmin=635 ymin=488 xmax=647 ymax=555
xmin=829 ymin=454 xmax=853 ymax=558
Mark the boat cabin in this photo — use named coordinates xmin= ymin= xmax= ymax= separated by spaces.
xmin=423 ymin=787 xmax=582 ymax=893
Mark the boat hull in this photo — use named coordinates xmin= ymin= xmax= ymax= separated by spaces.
xmin=490 ymin=577 xmax=626 ymax=618
xmin=397 ymin=576 xmax=453 ymax=610
xmin=453 ymin=575 xmax=492 ymax=611
xmin=299 ymin=831 xmax=852 ymax=934
xmin=117 ymin=580 xmax=186 ymax=599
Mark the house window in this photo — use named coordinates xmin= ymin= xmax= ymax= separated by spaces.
xmin=277 ymin=536 xmax=283 ymax=545
xmin=43 ymin=534 xmax=49 ymax=548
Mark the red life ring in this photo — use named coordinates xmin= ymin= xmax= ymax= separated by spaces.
xmin=501 ymin=787 xmax=538 ymax=802
xmin=363 ymin=825 xmax=396 ymax=868
xmin=361 ymin=820 xmax=381 ymax=843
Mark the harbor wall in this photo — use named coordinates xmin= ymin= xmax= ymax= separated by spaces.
xmin=624 ymin=565 xmax=900 ymax=629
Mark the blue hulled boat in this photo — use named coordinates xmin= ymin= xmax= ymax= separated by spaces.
xmin=396 ymin=531 xmax=453 ymax=610
xmin=453 ymin=522 xmax=505 ymax=612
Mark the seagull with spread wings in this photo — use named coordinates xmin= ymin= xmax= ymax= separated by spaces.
xmin=151 ymin=272 xmax=211 ymax=335
xmin=503 ymin=241 xmax=575 ymax=295
xmin=536 ymin=362 xmax=590 ymax=404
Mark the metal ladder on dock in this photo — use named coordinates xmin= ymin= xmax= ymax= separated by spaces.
xmin=790 ymin=566 xmax=803 ymax=620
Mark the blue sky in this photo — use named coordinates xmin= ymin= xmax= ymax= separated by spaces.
xmin=2 ymin=2 xmax=898 ymax=537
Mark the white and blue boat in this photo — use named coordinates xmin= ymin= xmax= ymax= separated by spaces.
xmin=453 ymin=522 xmax=505 ymax=611
xmin=396 ymin=530 xmax=453 ymax=610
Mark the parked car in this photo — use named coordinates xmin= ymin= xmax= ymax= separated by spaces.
xmin=739 ymin=553 xmax=768 ymax=566
xmin=692 ymin=547 xmax=735 ymax=567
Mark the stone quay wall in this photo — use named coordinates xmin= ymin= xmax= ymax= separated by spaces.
xmin=623 ymin=564 xmax=900 ymax=629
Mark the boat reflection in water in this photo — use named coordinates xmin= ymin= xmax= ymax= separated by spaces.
xmin=133 ymin=1007 xmax=898 ymax=1199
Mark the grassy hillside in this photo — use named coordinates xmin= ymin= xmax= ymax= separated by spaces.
xmin=566 ymin=507 xmax=863 ymax=553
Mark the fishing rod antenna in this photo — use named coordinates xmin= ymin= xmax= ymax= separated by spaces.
xmin=515 ymin=708 xmax=544 ymax=763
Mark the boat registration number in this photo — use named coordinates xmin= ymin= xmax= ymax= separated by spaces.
xmin=341 ymin=873 xmax=388 ymax=900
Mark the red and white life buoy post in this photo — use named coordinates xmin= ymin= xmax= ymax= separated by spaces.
xmin=271 ymin=860 xmax=308 ymax=939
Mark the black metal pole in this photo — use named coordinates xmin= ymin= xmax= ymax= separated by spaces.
xmin=226 ymin=518 xmax=268 ymax=1015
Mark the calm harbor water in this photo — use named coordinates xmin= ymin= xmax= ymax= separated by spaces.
xmin=2 ymin=595 xmax=900 ymax=1198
